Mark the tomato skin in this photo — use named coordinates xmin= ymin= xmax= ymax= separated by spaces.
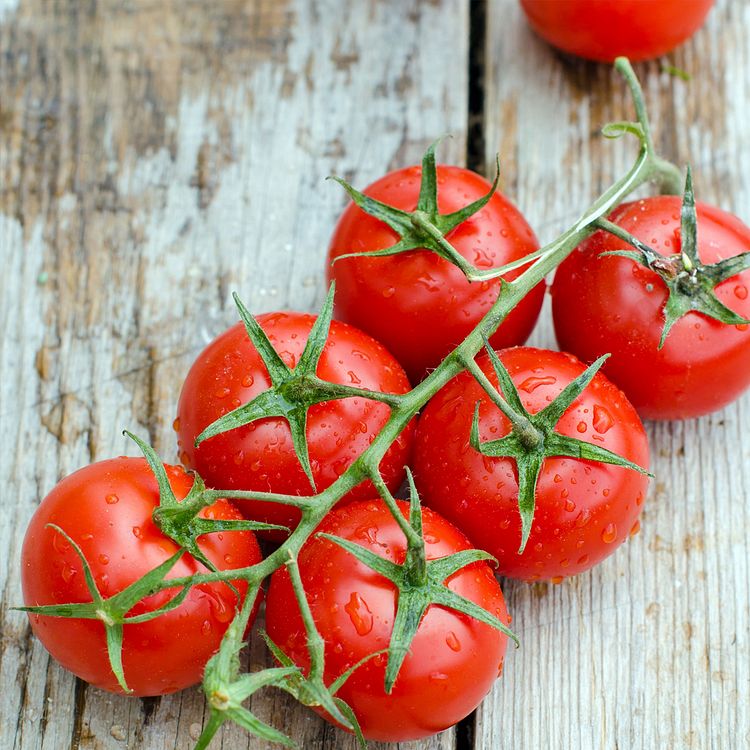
xmin=265 ymin=499 xmax=509 ymax=742
xmin=20 ymin=458 xmax=262 ymax=696
xmin=412 ymin=348 xmax=649 ymax=582
xmin=551 ymin=197 xmax=750 ymax=421
xmin=327 ymin=164 xmax=544 ymax=384
xmin=176 ymin=312 xmax=415 ymax=538
xmin=519 ymin=0 xmax=714 ymax=63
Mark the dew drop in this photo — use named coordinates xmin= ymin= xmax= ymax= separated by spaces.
xmin=215 ymin=387 xmax=231 ymax=399
xmin=735 ymin=285 xmax=748 ymax=300
xmin=519 ymin=375 xmax=556 ymax=393
xmin=577 ymin=554 xmax=589 ymax=566
xmin=446 ymin=632 xmax=461 ymax=651
xmin=173 ymin=417 xmax=180 ymax=432
xmin=565 ymin=499 xmax=576 ymax=512
xmin=636 ymin=492 xmax=644 ymax=506
xmin=382 ymin=286 xmax=396 ymax=298
xmin=423 ymin=531 xmax=440 ymax=544
xmin=577 ymin=421 xmax=587 ymax=434
xmin=201 ymin=620 xmax=213 ymax=636
xmin=429 ymin=671 xmax=450 ymax=684
xmin=552 ymin=576 xmax=564 ymax=585
xmin=345 ymin=592 xmax=374 ymax=636
xmin=630 ymin=519 xmax=641 ymax=536
xmin=224 ymin=554 xmax=234 ymax=564
xmin=561 ymin=488 xmax=569 ymax=499
xmin=601 ymin=523 xmax=617 ymax=544
xmin=105 ymin=493 xmax=119 ymax=505
xmin=61 ymin=563 xmax=77 ymax=583
xmin=574 ymin=509 xmax=591 ymax=527
xmin=499 ymin=518 xmax=511 ymax=530
xmin=560 ymin=558 xmax=570 ymax=568
xmin=242 ymin=374 xmax=254 ymax=388
xmin=99 ymin=554 xmax=110 ymax=565
xmin=180 ymin=451 xmax=190 ymax=468
xmin=736 ymin=324 xmax=749 ymax=332
xmin=132 ymin=526 xmax=143 ymax=539
xmin=593 ymin=405 xmax=614 ymax=434
xmin=554 ymin=474 xmax=562 ymax=483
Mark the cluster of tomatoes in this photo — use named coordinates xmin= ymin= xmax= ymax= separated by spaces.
xmin=18 ymin=2 xmax=750 ymax=746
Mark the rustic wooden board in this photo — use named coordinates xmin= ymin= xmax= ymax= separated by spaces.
xmin=481 ymin=1 xmax=750 ymax=748
xmin=0 ymin=1 xmax=469 ymax=748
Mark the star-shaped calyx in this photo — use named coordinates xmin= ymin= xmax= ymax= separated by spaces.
xmin=468 ymin=339 xmax=652 ymax=554
xmin=195 ymin=284 xmax=401 ymax=492
xmin=318 ymin=469 xmax=517 ymax=694
xmin=597 ymin=166 xmax=750 ymax=347
xmin=328 ymin=136 xmax=507 ymax=282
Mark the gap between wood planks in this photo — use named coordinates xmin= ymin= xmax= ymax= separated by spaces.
xmin=457 ymin=2 xmax=488 ymax=749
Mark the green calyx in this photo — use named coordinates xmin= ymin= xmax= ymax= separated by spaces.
xmin=328 ymin=135 xmax=508 ymax=282
xmin=14 ymin=525 xmax=195 ymax=693
xmin=597 ymin=165 xmax=750 ymax=348
xmin=468 ymin=339 xmax=653 ymax=554
xmin=195 ymin=283 xmax=402 ymax=492
xmin=319 ymin=469 xmax=517 ymax=695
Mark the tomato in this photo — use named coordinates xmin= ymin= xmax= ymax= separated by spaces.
xmin=412 ymin=347 xmax=649 ymax=582
xmin=176 ymin=311 xmax=415 ymax=537
xmin=551 ymin=197 xmax=750 ymax=421
xmin=519 ymin=0 xmax=715 ymax=63
xmin=265 ymin=499 xmax=509 ymax=742
xmin=326 ymin=164 xmax=544 ymax=384
xmin=20 ymin=457 xmax=262 ymax=696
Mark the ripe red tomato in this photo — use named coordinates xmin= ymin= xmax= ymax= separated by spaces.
xmin=176 ymin=312 xmax=415 ymax=537
xmin=265 ymin=499 xmax=510 ymax=742
xmin=551 ymin=197 xmax=750 ymax=421
xmin=326 ymin=164 xmax=544 ymax=384
xmin=20 ymin=457 xmax=262 ymax=696
xmin=412 ymin=347 xmax=650 ymax=582
xmin=519 ymin=0 xmax=714 ymax=63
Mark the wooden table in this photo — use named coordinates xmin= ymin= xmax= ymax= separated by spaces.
xmin=2 ymin=1 xmax=749 ymax=748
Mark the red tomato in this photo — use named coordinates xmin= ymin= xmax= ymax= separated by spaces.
xmin=176 ymin=312 xmax=415 ymax=537
xmin=326 ymin=165 xmax=544 ymax=384
xmin=412 ymin=348 xmax=649 ymax=582
xmin=265 ymin=499 xmax=509 ymax=742
xmin=519 ymin=0 xmax=714 ymax=63
xmin=551 ymin=197 xmax=750 ymax=421
xmin=20 ymin=457 xmax=262 ymax=696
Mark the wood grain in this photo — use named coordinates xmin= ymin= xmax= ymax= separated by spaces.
xmin=0 ymin=1 xmax=468 ymax=748
xmin=481 ymin=1 xmax=750 ymax=748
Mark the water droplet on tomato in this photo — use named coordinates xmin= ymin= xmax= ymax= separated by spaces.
xmin=565 ymin=499 xmax=576 ymax=512
xmin=99 ymin=554 xmax=110 ymax=565
xmin=560 ymin=558 xmax=570 ymax=568
xmin=577 ymin=421 xmax=587 ymax=434
xmin=630 ymin=519 xmax=641 ymax=536
xmin=636 ymin=492 xmax=644 ymax=506
xmin=173 ymin=417 xmax=180 ymax=432
xmin=215 ymin=387 xmax=231 ymax=399
xmin=601 ymin=523 xmax=617 ymax=544
xmin=561 ymin=488 xmax=569 ymax=499
xmin=233 ymin=450 xmax=244 ymax=466
xmin=206 ymin=590 xmax=234 ymax=623
xmin=180 ymin=451 xmax=190 ymax=468
xmin=446 ymin=632 xmax=461 ymax=651
xmin=382 ymin=286 xmax=396 ymax=298
xmin=429 ymin=671 xmax=450 ymax=684
xmin=223 ymin=554 xmax=233 ymax=565
xmin=554 ymin=474 xmax=562 ymax=483
xmin=577 ymin=554 xmax=589 ymax=566
xmin=519 ymin=375 xmax=556 ymax=393
xmin=424 ymin=531 xmax=440 ymax=544
xmin=593 ymin=405 xmax=614 ymax=434
xmin=552 ymin=575 xmax=564 ymax=584
xmin=105 ymin=493 xmax=119 ymax=505
xmin=201 ymin=620 xmax=213 ymax=635
xmin=735 ymin=285 xmax=748 ymax=300
xmin=499 ymin=518 xmax=511 ymax=530
xmin=345 ymin=592 xmax=373 ymax=636
xmin=736 ymin=324 xmax=749 ymax=332
xmin=61 ymin=563 xmax=77 ymax=583
xmin=333 ymin=642 xmax=344 ymax=654
xmin=575 ymin=509 xmax=591 ymax=527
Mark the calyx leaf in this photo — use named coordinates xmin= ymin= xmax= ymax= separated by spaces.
xmin=598 ymin=165 xmax=750 ymax=348
xmin=319 ymin=469 xmax=517 ymax=694
xmin=328 ymin=136 xmax=511 ymax=282
xmin=194 ymin=284 xmax=401 ymax=492
xmin=469 ymin=340 xmax=652 ymax=554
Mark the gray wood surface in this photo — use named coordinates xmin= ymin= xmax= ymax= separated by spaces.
xmin=1 ymin=0 xmax=749 ymax=749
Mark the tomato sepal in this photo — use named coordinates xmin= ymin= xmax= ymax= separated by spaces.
xmin=468 ymin=342 xmax=652 ymax=553
xmin=328 ymin=137 xmax=516 ymax=282
xmin=319 ymin=471 xmax=517 ymax=694
xmin=597 ymin=166 xmax=750 ymax=348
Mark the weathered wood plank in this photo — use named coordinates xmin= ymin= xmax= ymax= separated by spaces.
xmin=0 ymin=1 xmax=469 ymax=748
xmin=481 ymin=1 xmax=750 ymax=748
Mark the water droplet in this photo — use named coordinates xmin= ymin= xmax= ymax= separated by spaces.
xmin=603 ymin=488 xmax=610 ymax=498
xmin=736 ymin=324 xmax=749 ymax=332
xmin=593 ymin=405 xmax=614 ymax=434
xmin=630 ymin=519 xmax=641 ymax=536
xmin=233 ymin=450 xmax=244 ymax=466
xmin=519 ymin=375 xmax=556 ymax=393
xmin=215 ymin=387 xmax=231 ymax=399
xmin=52 ymin=533 xmax=71 ymax=554
xmin=561 ymin=488 xmax=569 ymax=499
xmin=345 ymin=592 xmax=373 ymax=635
xmin=424 ymin=531 xmax=440 ymax=544
xmin=565 ymin=499 xmax=576 ymax=512
xmin=554 ymin=474 xmax=562 ymax=483
xmin=105 ymin=493 xmax=119 ymax=505
xmin=429 ymin=671 xmax=450 ymax=684
xmin=382 ymin=286 xmax=396 ymax=298
xmin=499 ymin=518 xmax=511 ymax=530
xmin=224 ymin=554 xmax=234 ymax=564
xmin=601 ymin=523 xmax=617 ymax=544
xmin=575 ymin=509 xmax=591 ymax=527
xmin=534 ymin=542 xmax=543 ymax=552
xmin=577 ymin=554 xmax=589 ymax=566
xmin=132 ymin=526 xmax=143 ymax=539
xmin=201 ymin=620 xmax=213 ymax=636
xmin=735 ymin=285 xmax=748 ymax=300
xmin=333 ymin=642 xmax=344 ymax=654
xmin=560 ymin=558 xmax=570 ymax=567
xmin=61 ymin=563 xmax=77 ymax=583
xmin=180 ymin=451 xmax=190 ymax=468
xmin=552 ymin=576 xmax=564 ymax=585
xmin=348 ymin=370 xmax=361 ymax=385
xmin=99 ymin=554 xmax=110 ymax=565
xmin=446 ymin=632 xmax=461 ymax=651
xmin=636 ymin=492 xmax=644 ymax=506
xmin=577 ymin=421 xmax=587 ymax=434
xmin=173 ymin=417 xmax=180 ymax=432
xmin=241 ymin=374 xmax=254 ymax=388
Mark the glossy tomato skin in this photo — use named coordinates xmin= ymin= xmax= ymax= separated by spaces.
xmin=21 ymin=457 xmax=262 ymax=696
xmin=176 ymin=312 xmax=415 ymax=538
xmin=327 ymin=164 xmax=544 ymax=384
xmin=552 ymin=197 xmax=750 ymax=421
xmin=519 ymin=0 xmax=714 ymax=63
xmin=413 ymin=348 xmax=649 ymax=582
xmin=265 ymin=499 xmax=509 ymax=742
